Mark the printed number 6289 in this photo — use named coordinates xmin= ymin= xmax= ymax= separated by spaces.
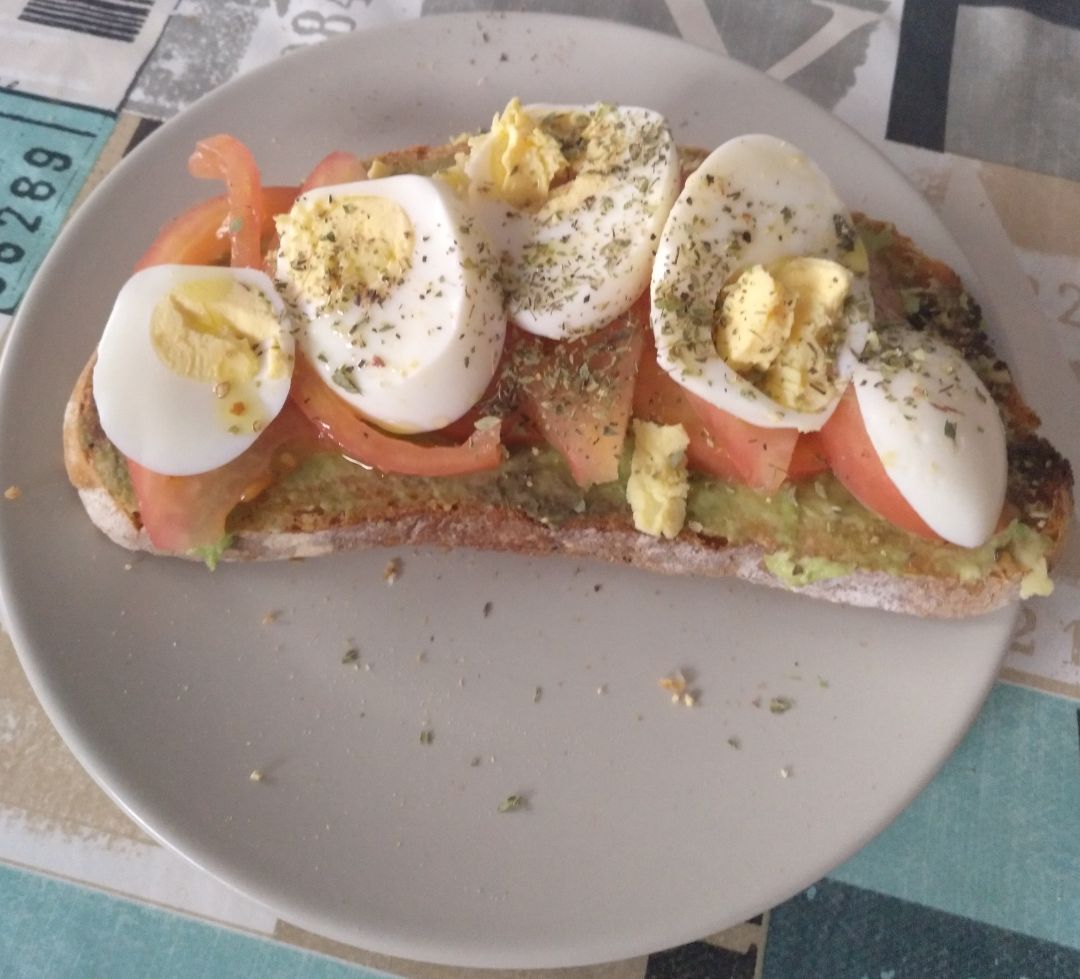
xmin=0 ymin=147 xmax=72 ymax=303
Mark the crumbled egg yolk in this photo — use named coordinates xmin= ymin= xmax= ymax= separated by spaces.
xmin=1020 ymin=557 xmax=1053 ymax=598
xmin=717 ymin=264 xmax=795 ymax=372
xmin=275 ymin=193 xmax=414 ymax=314
xmin=150 ymin=278 xmax=287 ymax=384
xmin=462 ymin=97 xmax=568 ymax=209
xmin=1013 ymin=525 xmax=1055 ymax=598
xmin=366 ymin=158 xmax=394 ymax=180
xmin=716 ymin=257 xmax=852 ymax=412
xmin=626 ymin=420 xmax=690 ymax=539
xmin=844 ymin=236 xmax=870 ymax=276
xmin=535 ymin=171 xmax=607 ymax=223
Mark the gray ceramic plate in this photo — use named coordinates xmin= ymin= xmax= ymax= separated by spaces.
xmin=0 ymin=13 xmax=1016 ymax=969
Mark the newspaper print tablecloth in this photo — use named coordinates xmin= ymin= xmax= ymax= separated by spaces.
xmin=1 ymin=2 xmax=1078 ymax=976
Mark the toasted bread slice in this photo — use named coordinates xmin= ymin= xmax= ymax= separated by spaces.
xmin=63 ymin=143 xmax=1074 ymax=617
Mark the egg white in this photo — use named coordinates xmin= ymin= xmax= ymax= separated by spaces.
xmin=650 ymin=133 xmax=874 ymax=432
xmin=93 ymin=264 xmax=295 ymax=477
xmin=854 ymin=329 xmax=1007 ymax=548
xmin=276 ymin=175 xmax=506 ymax=434
xmin=467 ymin=103 xmax=680 ymax=340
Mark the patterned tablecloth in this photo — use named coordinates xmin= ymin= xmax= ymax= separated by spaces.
xmin=1 ymin=2 xmax=1079 ymax=976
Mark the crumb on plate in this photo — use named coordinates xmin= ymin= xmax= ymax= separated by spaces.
xmin=769 ymin=696 xmax=795 ymax=714
xmin=497 ymin=793 xmax=526 ymax=813
xmin=659 ymin=670 xmax=698 ymax=707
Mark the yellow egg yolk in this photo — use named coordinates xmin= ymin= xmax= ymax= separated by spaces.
xmin=150 ymin=278 xmax=287 ymax=384
xmin=275 ymin=193 xmax=414 ymax=314
xmin=716 ymin=257 xmax=852 ymax=412
xmin=535 ymin=172 xmax=607 ymax=222
xmin=465 ymin=97 xmax=568 ymax=209
xmin=716 ymin=264 xmax=796 ymax=372
xmin=366 ymin=158 xmax=394 ymax=179
xmin=844 ymin=236 xmax=869 ymax=276
xmin=626 ymin=420 xmax=690 ymax=539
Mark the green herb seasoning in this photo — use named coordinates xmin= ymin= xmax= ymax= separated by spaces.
xmin=497 ymin=794 xmax=525 ymax=813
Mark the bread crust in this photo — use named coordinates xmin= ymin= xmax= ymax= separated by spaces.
xmin=62 ymin=144 xmax=1073 ymax=619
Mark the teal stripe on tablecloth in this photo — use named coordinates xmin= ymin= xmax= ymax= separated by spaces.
xmin=0 ymin=863 xmax=390 ymax=979
xmin=831 ymin=681 xmax=1080 ymax=951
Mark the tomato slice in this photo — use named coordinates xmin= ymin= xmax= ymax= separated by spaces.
xmin=633 ymin=335 xmax=798 ymax=492
xmin=436 ymin=326 xmax=542 ymax=447
xmin=128 ymin=402 xmax=317 ymax=556
xmin=519 ymin=306 xmax=646 ymax=488
xmin=438 ymin=403 xmax=539 ymax=448
xmin=788 ymin=432 xmax=829 ymax=481
xmin=819 ymin=386 xmax=939 ymax=539
xmin=133 ymin=185 xmax=299 ymax=271
xmin=633 ymin=338 xmax=743 ymax=482
xmin=680 ymin=390 xmax=798 ymax=495
xmin=187 ymin=134 xmax=265 ymax=269
xmin=291 ymin=354 xmax=504 ymax=477
xmin=300 ymin=150 xmax=367 ymax=193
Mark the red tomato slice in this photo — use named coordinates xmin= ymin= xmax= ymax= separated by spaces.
xmin=633 ymin=335 xmax=798 ymax=492
xmin=291 ymin=354 xmax=504 ymax=477
xmin=436 ymin=326 xmax=542 ymax=447
xmin=519 ymin=306 xmax=646 ymax=488
xmin=633 ymin=338 xmax=743 ymax=482
xmin=438 ymin=404 xmax=539 ymax=448
xmin=681 ymin=390 xmax=798 ymax=495
xmin=187 ymin=134 xmax=265 ymax=269
xmin=819 ymin=386 xmax=939 ymax=539
xmin=788 ymin=432 xmax=829 ymax=481
xmin=128 ymin=402 xmax=317 ymax=556
xmin=300 ymin=151 xmax=367 ymax=193
xmin=133 ymin=186 xmax=299 ymax=271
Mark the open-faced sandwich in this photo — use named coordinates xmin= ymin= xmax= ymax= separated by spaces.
xmin=64 ymin=99 xmax=1073 ymax=617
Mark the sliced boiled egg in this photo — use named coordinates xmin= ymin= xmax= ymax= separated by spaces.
xmin=651 ymin=133 xmax=874 ymax=432
xmin=455 ymin=99 xmax=680 ymax=340
xmin=274 ymin=175 xmax=505 ymax=434
xmin=854 ymin=327 xmax=1007 ymax=548
xmin=93 ymin=264 xmax=294 ymax=477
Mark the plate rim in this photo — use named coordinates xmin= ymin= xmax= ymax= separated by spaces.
xmin=0 ymin=11 xmax=1018 ymax=968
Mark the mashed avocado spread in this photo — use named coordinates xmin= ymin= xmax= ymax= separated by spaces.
xmin=249 ymin=443 xmax=1053 ymax=585
xmin=85 ymin=389 xmax=1053 ymax=586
